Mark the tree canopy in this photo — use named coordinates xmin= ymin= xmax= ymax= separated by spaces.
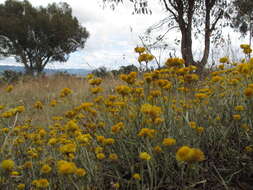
xmin=0 ymin=0 xmax=89 ymax=75
xmin=232 ymin=0 xmax=253 ymax=46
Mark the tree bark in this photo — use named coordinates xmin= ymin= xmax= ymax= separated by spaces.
xmin=200 ymin=2 xmax=212 ymax=70
xmin=181 ymin=28 xmax=194 ymax=66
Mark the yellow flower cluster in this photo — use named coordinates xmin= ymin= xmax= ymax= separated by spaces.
xmin=0 ymin=45 xmax=253 ymax=189
xmin=176 ymin=146 xmax=205 ymax=163
xmin=120 ymin=72 xmax=137 ymax=85
xmin=140 ymin=104 xmax=162 ymax=120
xmin=134 ymin=46 xmax=145 ymax=54
xmin=240 ymin=44 xmax=252 ymax=54
xmin=60 ymin=87 xmax=73 ymax=97
xmin=138 ymin=128 xmax=156 ymax=138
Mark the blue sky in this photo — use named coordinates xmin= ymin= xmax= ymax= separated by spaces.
xmin=0 ymin=0 xmax=249 ymax=70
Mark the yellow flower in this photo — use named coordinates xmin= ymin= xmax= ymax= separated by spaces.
xmin=40 ymin=164 xmax=52 ymax=174
xmin=194 ymin=93 xmax=208 ymax=99
xmin=176 ymin=146 xmax=192 ymax=162
xmin=241 ymin=124 xmax=251 ymax=131
xmin=109 ymin=153 xmax=118 ymax=161
xmin=154 ymin=117 xmax=164 ymax=125
xmin=196 ymin=127 xmax=204 ymax=134
xmin=86 ymin=73 xmax=93 ymax=79
xmin=140 ymin=104 xmax=162 ymax=119
xmin=90 ymin=87 xmax=103 ymax=94
xmin=2 ymin=112 xmax=15 ymax=121
xmin=243 ymin=47 xmax=252 ymax=54
xmin=38 ymin=129 xmax=47 ymax=137
xmin=139 ymin=152 xmax=151 ymax=161
xmin=1 ymin=160 xmax=15 ymax=170
xmin=57 ymin=160 xmax=77 ymax=174
xmin=60 ymin=88 xmax=72 ymax=97
xmin=112 ymin=182 xmax=120 ymax=189
xmin=189 ymin=121 xmax=197 ymax=129
xmin=165 ymin=57 xmax=185 ymax=67
xmin=138 ymin=53 xmax=154 ymax=62
xmin=219 ymin=57 xmax=229 ymax=63
xmin=15 ymin=106 xmax=25 ymax=113
xmin=184 ymin=74 xmax=199 ymax=82
xmin=211 ymin=76 xmax=223 ymax=82
xmin=5 ymin=85 xmax=13 ymax=92
xmin=120 ymin=72 xmax=137 ymax=84
xmin=88 ymin=78 xmax=102 ymax=86
xmin=34 ymin=101 xmax=43 ymax=109
xmin=244 ymin=146 xmax=253 ymax=152
xmin=10 ymin=171 xmax=20 ymax=176
xmin=162 ymin=138 xmax=176 ymax=146
xmin=244 ymin=88 xmax=253 ymax=97
xmin=17 ymin=184 xmax=25 ymax=190
xmin=240 ymin=44 xmax=250 ymax=49
xmin=190 ymin=148 xmax=206 ymax=162
xmin=132 ymin=173 xmax=141 ymax=180
xmin=59 ymin=143 xmax=76 ymax=154
xmin=48 ymin=138 xmax=57 ymax=145
xmin=65 ymin=120 xmax=80 ymax=131
xmin=50 ymin=99 xmax=57 ymax=107
xmin=138 ymin=128 xmax=156 ymax=138
xmin=111 ymin=122 xmax=124 ymax=133
xmin=23 ymin=161 xmax=32 ymax=169
xmin=234 ymin=106 xmax=244 ymax=111
xmin=176 ymin=146 xmax=205 ymax=163
xmin=134 ymin=46 xmax=145 ymax=54
xmin=115 ymin=85 xmax=131 ymax=96
xmin=96 ymin=135 xmax=106 ymax=143
xmin=153 ymin=146 xmax=162 ymax=153
xmin=96 ymin=153 xmax=106 ymax=160
xmin=75 ymin=168 xmax=87 ymax=176
xmin=32 ymin=179 xmax=49 ymax=188
xmin=95 ymin=146 xmax=104 ymax=154
xmin=150 ymin=90 xmax=162 ymax=97
xmin=104 ymin=138 xmax=115 ymax=145
xmin=233 ymin=114 xmax=241 ymax=120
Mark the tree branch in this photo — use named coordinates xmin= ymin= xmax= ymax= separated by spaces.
xmin=163 ymin=0 xmax=179 ymax=22
xmin=210 ymin=10 xmax=223 ymax=32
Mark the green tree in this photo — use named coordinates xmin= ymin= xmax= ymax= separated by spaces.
xmin=232 ymin=0 xmax=253 ymax=46
xmin=102 ymin=0 xmax=230 ymax=70
xmin=0 ymin=0 xmax=89 ymax=75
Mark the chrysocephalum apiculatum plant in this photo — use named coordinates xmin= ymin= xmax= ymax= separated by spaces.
xmin=0 ymin=45 xmax=252 ymax=189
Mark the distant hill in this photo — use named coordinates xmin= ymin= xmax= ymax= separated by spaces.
xmin=0 ymin=65 xmax=91 ymax=76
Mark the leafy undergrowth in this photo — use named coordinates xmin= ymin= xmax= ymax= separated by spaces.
xmin=0 ymin=47 xmax=253 ymax=190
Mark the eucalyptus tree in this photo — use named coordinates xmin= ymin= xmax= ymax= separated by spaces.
xmin=0 ymin=0 xmax=89 ymax=75
xmin=102 ymin=0 xmax=230 ymax=69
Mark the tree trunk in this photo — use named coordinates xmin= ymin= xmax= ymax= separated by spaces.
xmin=36 ymin=65 xmax=44 ymax=76
xmin=181 ymin=26 xmax=195 ymax=67
xmin=200 ymin=5 xmax=212 ymax=70
xmin=20 ymin=53 xmax=35 ymax=76
xmin=24 ymin=66 xmax=34 ymax=76
xmin=250 ymin=15 xmax=252 ymax=59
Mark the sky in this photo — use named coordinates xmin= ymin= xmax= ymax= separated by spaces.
xmin=0 ymin=0 xmax=250 ymax=70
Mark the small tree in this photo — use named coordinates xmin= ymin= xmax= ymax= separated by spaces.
xmin=0 ymin=0 xmax=89 ymax=75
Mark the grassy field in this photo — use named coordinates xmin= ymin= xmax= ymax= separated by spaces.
xmin=0 ymin=48 xmax=253 ymax=189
